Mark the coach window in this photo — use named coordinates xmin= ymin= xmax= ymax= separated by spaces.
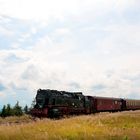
xmin=115 ymin=101 xmax=118 ymax=104
xmin=100 ymin=101 xmax=102 ymax=105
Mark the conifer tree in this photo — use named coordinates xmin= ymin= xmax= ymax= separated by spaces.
xmin=13 ymin=101 xmax=23 ymax=116
xmin=1 ymin=105 xmax=6 ymax=117
xmin=24 ymin=105 xmax=29 ymax=114
xmin=6 ymin=104 xmax=13 ymax=116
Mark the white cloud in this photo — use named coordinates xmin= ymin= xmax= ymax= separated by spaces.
xmin=0 ymin=0 xmax=140 ymax=106
xmin=53 ymin=28 xmax=71 ymax=36
xmin=0 ymin=26 xmax=14 ymax=37
xmin=0 ymin=0 xmax=77 ymax=20
xmin=0 ymin=0 xmax=138 ymax=21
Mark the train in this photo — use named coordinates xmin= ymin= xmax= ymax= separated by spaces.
xmin=31 ymin=89 xmax=140 ymax=118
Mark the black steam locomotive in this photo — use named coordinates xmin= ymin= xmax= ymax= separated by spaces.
xmin=31 ymin=89 xmax=140 ymax=118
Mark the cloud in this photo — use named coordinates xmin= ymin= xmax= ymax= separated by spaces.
xmin=4 ymin=54 xmax=27 ymax=63
xmin=0 ymin=16 xmax=40 ymax=50
xmin=0 ymin=0 xmax=138 ymax=21
xmin=0 ymin=0 xmax=140 ymax=106
xmin=22 ymin=64 xmax=40 ymax=81
xmin=0 ymin=26 xmax=14 ymax=37
xmin=92 ymin=84 xmax=107 ymax=91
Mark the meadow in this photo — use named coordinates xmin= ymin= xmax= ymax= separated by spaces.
xmin=0 ymin=110 xmax=140 ymax=140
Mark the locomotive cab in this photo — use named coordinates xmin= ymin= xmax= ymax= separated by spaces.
xmin=34 ymin=89 xmax=50 ymax=109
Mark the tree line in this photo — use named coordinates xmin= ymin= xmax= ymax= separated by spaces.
xmin=0 ymin=101 xmax=30 ymax=117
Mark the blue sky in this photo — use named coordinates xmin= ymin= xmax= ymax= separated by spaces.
xmin=0 ymin=0 xmax=140 ymax=107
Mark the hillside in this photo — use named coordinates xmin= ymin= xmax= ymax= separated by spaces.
xmin=0 ymin=110 xmax=140 ymax=140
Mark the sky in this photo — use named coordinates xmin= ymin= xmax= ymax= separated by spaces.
xmin=0 ymin=0 xmax=140 ymax=107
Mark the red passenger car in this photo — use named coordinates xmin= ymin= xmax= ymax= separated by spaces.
xmin=87 ymin=96 xmax=122 ymax=112
xmin=125 ymin=99 xmax=140 ymax=110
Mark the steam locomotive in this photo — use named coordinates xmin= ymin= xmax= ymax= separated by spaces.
xmin=31 ymin=89 xmax=140 ymax=118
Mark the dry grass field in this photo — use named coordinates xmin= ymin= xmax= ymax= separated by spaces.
xmin=0 ymin=110 xmax=140 ymax=140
